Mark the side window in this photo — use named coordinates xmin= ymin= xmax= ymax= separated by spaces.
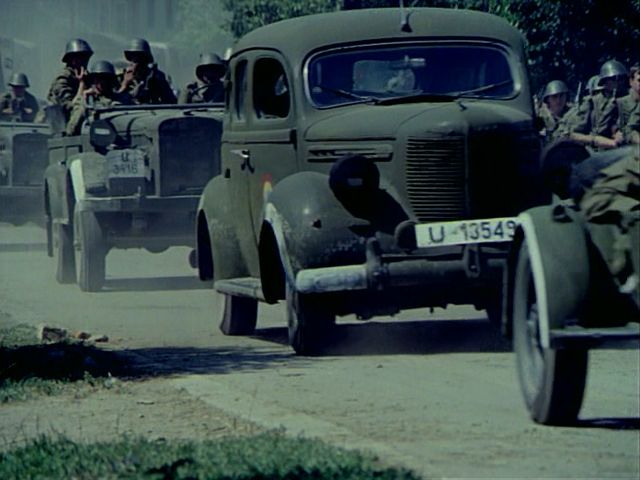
xmin=234 ymin=60 xmax=248 ymax=120
xmin=253 ymin=58 xmax=290 ymax=119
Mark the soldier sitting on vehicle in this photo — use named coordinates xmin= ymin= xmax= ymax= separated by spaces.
xmin=615 ymin=64 xmax=640 ymax=146
xmin=0 ymin=73 xmax=39 ymax=122
xmin=538 ymin=80 xmax=572 ymax=143
xmin=179 ymin=53 xmax=227 ymax=104
xmin=47 ymin=38 xmax=93 ymax=125
xmin=117 ymin=38 xmax=177 ymax=105
xmin=66 ymin=60 xmax=133 ymax=136
xmin=561 ymin=60 xmax=628 ymax=151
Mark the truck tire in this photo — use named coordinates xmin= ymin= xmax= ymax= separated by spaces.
xmin=219 ymin=293 xmax=258 ymax=335
xmin=286 ymin=283 xmax=335 ymax=356
xmin=513 ymin=239 xmax=588 ymax=425
xmin=75 ymin=209 xmax=106 ymax=292
xmin=54 ymin=223 xmax=75 ymax=284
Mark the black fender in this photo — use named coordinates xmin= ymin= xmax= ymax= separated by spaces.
xmin=262 ymin=170 xmax=409 ymax=293
xmin=507 ymin=204 xmax=591 ymax=346
xmin=197 ymin=175 xmax=249 ymax=282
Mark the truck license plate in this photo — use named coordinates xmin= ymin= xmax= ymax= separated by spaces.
xmin=414 ymin=217 xmax=518 ymax=248
xmin=107 ymin=149 xmax=146 ymax=178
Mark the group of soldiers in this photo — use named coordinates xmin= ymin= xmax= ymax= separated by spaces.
xmin=537 ymin=59 xmax=640 ymax=149
xmin=1 ymin=37 xmax=227 ymax=135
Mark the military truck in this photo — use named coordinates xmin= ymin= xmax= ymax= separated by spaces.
xmin=0 ymin=120 xmax=51 ymax=224
xmin=45 ymin=103 xmax=223 ymax=291
xmin=195 ymin=8 xmax=547 ymax=354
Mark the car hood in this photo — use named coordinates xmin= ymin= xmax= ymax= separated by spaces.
xmin=304 ymin=101 xmax=533 ymax=141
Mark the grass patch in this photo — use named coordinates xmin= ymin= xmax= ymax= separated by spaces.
xmin=0 ymin=432 xmax=420 ymax=479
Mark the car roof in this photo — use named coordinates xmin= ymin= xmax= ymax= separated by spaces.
xmin=232 ymin=8 xmax=524 ymax=60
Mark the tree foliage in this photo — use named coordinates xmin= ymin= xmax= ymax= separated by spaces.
xmin=184 ymin=0 xmax=639 ymax=94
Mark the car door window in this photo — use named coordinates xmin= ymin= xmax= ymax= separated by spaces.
xmin=234 ymin=60 xmax=248 ymax=120
xmin=253 ymin=58 xmax=290 ymax=119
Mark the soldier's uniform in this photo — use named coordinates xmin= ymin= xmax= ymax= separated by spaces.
xmin=538 ymin=80 xmax=571 ymax=143
xmin=1 ymin=73 xmax=40 ymax=123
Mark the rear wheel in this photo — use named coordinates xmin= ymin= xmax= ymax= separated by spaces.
xmin=219 ymin=294 xmax=258 ymax=335
xmin=74 ymin=209 xmax=106 ymax=292
xmin=54 ymin=222 xmax=75 ymax=284
xmin=286 ymin=283 xmax=335 ymax=356
xmin=513 ymin=239 xmax=588 ymax=425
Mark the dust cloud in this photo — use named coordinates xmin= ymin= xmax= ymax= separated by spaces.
xmin=0 ymin=0 xmax=233 ymax=100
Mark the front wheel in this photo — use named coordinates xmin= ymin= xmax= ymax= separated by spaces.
xmin=286 ymin=283 xmax=335 ymax=356
xmin=74 ymin=209 xmax=106 ymax=292
xmin=54 ymin=222 xmax=75 ymax=284
xmin=219 ymin=293 xmax=258 ymax=335
xmin=513 ymin=239 xmax=588 ymax=425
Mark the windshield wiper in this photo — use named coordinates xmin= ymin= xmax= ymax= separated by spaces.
xmin=374 ymin=92 xmax=459 ymax=105
xmin=313 ymin=84 xmax=373 ymax=102
xmin=447 ymin=79 xmax=514 ymax=98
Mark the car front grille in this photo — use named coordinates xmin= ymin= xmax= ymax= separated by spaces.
xmin=158 ymin=117 xmax=221 ymax=196
xmin=405 ymin=136 xmax=466 ymax=222
xmin=12 ymin=133 xmax=49 ymax=186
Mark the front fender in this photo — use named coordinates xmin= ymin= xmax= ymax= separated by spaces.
xmin=264 ymin=171 xmax=372 ymax=279
xmin=198 ymin=175 xmax=248 ymax=281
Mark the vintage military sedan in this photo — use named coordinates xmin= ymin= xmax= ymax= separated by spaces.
xmin=196 ymin=8 xmax=547 ymax=354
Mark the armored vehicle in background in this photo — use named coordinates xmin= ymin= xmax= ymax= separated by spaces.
xmin=45 ymin=103 xmax=223 ymax=291
xmin=0 ymin=120 xmax=51 ymax=224
xmin=196 ymin=8 xmax=547 ymax=354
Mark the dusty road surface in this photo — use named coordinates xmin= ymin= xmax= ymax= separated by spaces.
xmin=1 ymin=222 xmax=639 ymax=478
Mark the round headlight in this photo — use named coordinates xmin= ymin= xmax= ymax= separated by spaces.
xmin=89 ymin=119 xmax=117 ymax=148
xmin=329 ymin=154 xmax=380 ymax=200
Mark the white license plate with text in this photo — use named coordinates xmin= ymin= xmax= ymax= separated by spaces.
xmin=107 ymin=149 xmax=146 ymax=178
xmin=415 ymin=217 xmax=519 ymax=248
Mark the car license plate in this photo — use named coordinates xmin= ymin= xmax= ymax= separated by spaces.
xmin=106 ymin=149 xmax=146 ymax=178
xmin=414 ymin=217 xmax=519 ymax=248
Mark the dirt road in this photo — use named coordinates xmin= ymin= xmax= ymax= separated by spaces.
xmin=1 ymin=222 xmax=639 ymax=478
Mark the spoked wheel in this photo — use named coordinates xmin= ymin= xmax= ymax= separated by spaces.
xmin=286 ymin=283 xmax=336 ymax=356
xmin=74 ymin=209 xmax=106 ymax=292
xmin=54 ymin=222 xmax=75 ymax=284
xmin=513 ymin=239 xmax=588 ymax=425
xmin=219 ymin=293 xmax=258 ymax=335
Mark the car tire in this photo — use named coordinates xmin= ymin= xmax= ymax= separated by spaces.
xmin=46 ymin=215 xmax=53 ymax=258
xmin=219 ymin=293 xmax=258 ymax=335
xmin=286 ymin=283 xmax=335 ymax=356
xmin=54 ymin=222 xmax=75 ymax=284
xmin=513 ymin=239 xmax=588 ymax=425
xmin=75 ymin=209 xmax=106 ymax=292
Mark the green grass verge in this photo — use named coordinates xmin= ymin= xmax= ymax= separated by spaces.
xmin=0 ymin=432 xmax=420 ymax=480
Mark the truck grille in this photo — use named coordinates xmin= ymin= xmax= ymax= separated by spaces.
xmin=405 ymin=136 xmax=466 ymax=222
xmin=158 ymin=118 xmax=221 ymax=196
xmin=12 ymin=133 xmax=49 ymax=186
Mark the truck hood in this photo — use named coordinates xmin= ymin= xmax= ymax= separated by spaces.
xmin=304 ymin=101 xmax=534 ymax=141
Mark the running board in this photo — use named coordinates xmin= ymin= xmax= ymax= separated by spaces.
xmin=214 ymin=277 xmax=265 ymax=301
xmin=549 ymin=323 xmax=640 ymax=349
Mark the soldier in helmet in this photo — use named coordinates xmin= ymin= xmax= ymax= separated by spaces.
xmin=0 ymin=73 xmax=39 ymax=122
xmin=563 ymin=60 xmax=627 ymax=150
xmin=615 ymin=64 xmax=640 ymax=146
xmin=66 ymin=60 xmax=133 ymax=136
xmin=47 ymin=38 xmax=93 ymax=123
xmin=117 ymin=38 xmax=176 ymax=104
xmin=178 ymin=53 xmax=226 ymax=104
xmin=538 ymin=80 xmax=571 ymax=142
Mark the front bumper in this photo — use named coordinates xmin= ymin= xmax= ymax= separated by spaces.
xmin=75 ymin=194 xmax=199 ymax=213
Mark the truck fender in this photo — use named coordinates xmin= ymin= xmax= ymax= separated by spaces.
xmin=68 ymin=152 xmax=107 ymax=204
xmin=509 ymin=205 xmax=590 ymax=348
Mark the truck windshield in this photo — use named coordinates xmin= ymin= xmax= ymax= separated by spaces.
xmin=307 ymin=44 xmax=516 ymax=107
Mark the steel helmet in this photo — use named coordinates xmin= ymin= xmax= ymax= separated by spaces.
xmin=542 ymin=80 xmax=569 ymax=100
xmin=124 ymin=38 xmax=153 ymax=63
xmin=8 ymin=72 xmax=29 ymax=88
xmin=62 ymin=38 xmax=93 ymax=63
xmin=586 ymin=75 xmax=603 ymax=94
xmin=90 ymin=60 xmax=116 ymax=76
xmin=599 ymin=60 xmax=628 ymax=81
xmin=196 ymin=53 xmax=226 ymax=81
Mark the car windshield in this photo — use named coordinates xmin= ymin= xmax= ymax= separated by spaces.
xmin=307 ymin=44 xmax=516 ymax=107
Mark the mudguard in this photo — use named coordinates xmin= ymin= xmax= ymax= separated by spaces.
xmin=515 ymin=204 xmax=591 ymax=348
xmin=198 ymin=175 xmax=250 ymax=281
xmin=264 ymin=171 xmax=380 ymax=282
